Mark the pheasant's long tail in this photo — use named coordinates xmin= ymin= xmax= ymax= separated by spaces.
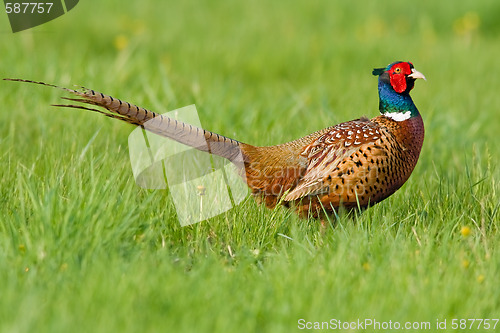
xmin=4 ymin=79 xmax=246 ymax=162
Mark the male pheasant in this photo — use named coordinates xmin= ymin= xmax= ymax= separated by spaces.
xmin=6 ymin=61 xmax=425 ymax=217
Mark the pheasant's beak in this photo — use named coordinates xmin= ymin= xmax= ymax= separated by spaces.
xmin=408 ymin=68 xmax=426 ymax=81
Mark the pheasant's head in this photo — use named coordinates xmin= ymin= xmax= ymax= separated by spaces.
xmin=372 ymin=61 xmax=426 ymax=94
xmin=373 ymin=61 xmax=426 ymax=118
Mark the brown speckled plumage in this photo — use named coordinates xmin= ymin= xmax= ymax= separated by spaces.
xmin=278 ymin=114 xmax=424 ymax=216
xmin=5 ymin=61 xmax=426 ymax=218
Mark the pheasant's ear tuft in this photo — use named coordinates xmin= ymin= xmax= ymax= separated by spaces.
xmin=372 ymin=68 xmax=385 ymax=76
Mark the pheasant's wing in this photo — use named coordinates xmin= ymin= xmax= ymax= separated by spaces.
xmin=284 ymin=118 xmax=386 ymax=201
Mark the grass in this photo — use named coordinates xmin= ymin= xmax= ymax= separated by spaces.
xmin=0 ymin=0 xmax=499 ymax=332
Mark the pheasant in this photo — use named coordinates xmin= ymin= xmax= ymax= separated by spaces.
xmin=5 ymin=61 xmax=425 ymax=218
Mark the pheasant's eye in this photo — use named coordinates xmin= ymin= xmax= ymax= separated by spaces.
xmin=394 ymin=67 xmax=401 ymax=74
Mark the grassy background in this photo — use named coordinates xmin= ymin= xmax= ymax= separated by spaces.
xmin=0 ymin=0 xmax=499 ymax=332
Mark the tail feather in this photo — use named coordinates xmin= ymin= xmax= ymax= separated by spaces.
xmin=4 ymin=78 xmax=318 ymax=202
xmin=4 ymin=78 xmax=245 ymax=162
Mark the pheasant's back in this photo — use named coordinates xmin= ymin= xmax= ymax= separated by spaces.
xmin=240 ymin=127 xmax=333 ymax=207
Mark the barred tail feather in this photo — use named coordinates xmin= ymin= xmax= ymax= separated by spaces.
xmin=4 ymin=78 xmax=245 ymax=163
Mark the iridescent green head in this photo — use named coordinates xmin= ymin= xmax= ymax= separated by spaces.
xmin=372 ymin=61 xmax=426 ymax=121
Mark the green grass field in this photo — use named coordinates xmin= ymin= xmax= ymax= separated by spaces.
xmin=1 ymin=1 xmax=499 ymax=332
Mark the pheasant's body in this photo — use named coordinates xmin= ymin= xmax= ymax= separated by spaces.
xmin=6 ymin=61 xmax=426 ymax=218
xmin=241 ymin=113 xmax=424 ymax=216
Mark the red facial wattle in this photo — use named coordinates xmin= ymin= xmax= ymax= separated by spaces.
xmin=389 ymin=62 xmax=412 ymax=93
